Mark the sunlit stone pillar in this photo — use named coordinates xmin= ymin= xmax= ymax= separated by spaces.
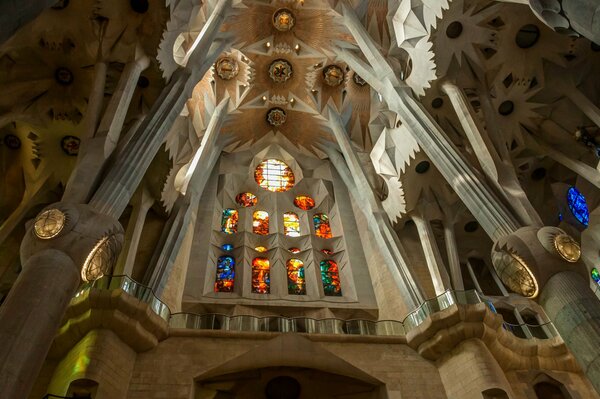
xmin=443 ymin=221 xmax=464 ymax=290
xmin=540 ymin=271 xmax=600 ymax=393
xmin=326 ymin=108 xmax=424 ymax=309
xmin=412 ymin=213 xmax=450 ymax=295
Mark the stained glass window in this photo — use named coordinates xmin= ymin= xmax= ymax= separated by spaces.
xmin=320 ymin=260 xmax=342 ymax=296
xmin=236 ymin=192 xmax=257 ymax=207
xmin=592 ymin=268 xmax=600 ymax=284
xmin=567 ymin=187 xmax=589 ymax=226
xmin=321 ymin=249 xmax=333 ymax=255
xmin=313 ymin=213 xmax=332 ymax=239
xmin=287 ymin=259 xmax=306 ymax=295
xmin=254 ymin=159 xmax=295 ymax=192
xmin=255 ymin=246 xmax=268 ymax=253
xmin=294 ymin=195 xmax=315 ymax=210
xmin=252 ymin=257 xmax=270 ymax=294
xmin=221 ymin=209 xmax=238 ymax=234
xmin=288 ymin=247 xmax=301 ymax=254
xmin=222 ymin=243 xmax=234 ymax=251
xmin=253 ymin=210 xmax=269 ymax=235
xmin=215 ymin=256 xmax=235 ymax=292
xmin=283 ymin=212 xmax=301 ymax=237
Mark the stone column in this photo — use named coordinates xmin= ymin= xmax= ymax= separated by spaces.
xmin=326 ymin=108 xmax=424 ymax=308
xmin=442 ymin=81 xmax=542 ymax=227
xmin=412 ymin=213 xmax=451 ymax=295
xmin=540 ymin=271 xmax=600 ymax=393
xmin=0 ymin=203 xmax=123 ymax=399
xmin=113 ymin=185 xmax=154 ymax=277
xmin=145 ymin=98 xmax=228 ymax=296
xmin=334 ymin=4 xmax=521 ymax=241
xmin=443 ymin=221 xmax=464 ymax=290
xmin=0 ymin=250 xmax=78 ymax=399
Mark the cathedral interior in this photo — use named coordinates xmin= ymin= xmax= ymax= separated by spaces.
xmin=1 ymin=0 xmax=600 ymax=398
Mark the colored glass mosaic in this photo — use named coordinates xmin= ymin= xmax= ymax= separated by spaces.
xmin=254 ymin=159 xmax=295 ymax=192
xmin=592 ymin=268 xmax=600 ymax=284
xmin=288 ymin=247 xmax=301 ymax=254
xmin=567 ymin=187 xmax=589 ymax=226
xmin=235 ymin=192 xmax=257 ymax=207
xmin=321 ymin=249 xmax=333 ymax=255
xmin=283 ymin=212 xmax=300 ymax=237
xmin=287 ymin=259 xmax=306 ymax=295
xmin=255 ymin=246 xmax=268 ymax=253
xmin=252 ymin=257 xmax=270 ymax=294
xmin=294 ymin=195 xmax=315 ymax=210
xmin=320 ymin=259 xmax=342 ymax=296
xmin=313 ymin=213 xmax=332 ymax=239
xmin=221 ymin=244 xmax=234 ymax=251
xmin=215 ymin=256 xmax=235 ymax=292
xmin=221 ymin=209 xmax=238 ymax=234
xmin=253 ymin=210 xmax=269 ymax=235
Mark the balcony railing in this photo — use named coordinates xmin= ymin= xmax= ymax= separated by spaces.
xmin=74 ymin=276 xmax=558 ymax=339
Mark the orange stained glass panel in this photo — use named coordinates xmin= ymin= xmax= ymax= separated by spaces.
xmin=253 ymin=210 xmax=269 ymax=235
xmin=235 ymin=192 xmax=257 ymax=207
xmin=313 ymin=213 xmax=332 ymax=239
xmin=252 ymin=257 xmax=270 ymax=294
xmin=254 ymin=159 xmax=295 ymax=192
xmin=286 ymin=258 xmax=306 ymax=295
xmin=294 ymin=195 xmax=315 ymax=210
xmin=255 ymin=246 xmax=268 ymax=253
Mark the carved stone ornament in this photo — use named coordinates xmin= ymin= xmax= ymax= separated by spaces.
xmin=267 ymin=108 xmax=287 ymax=126
xmin=273 ymin=8 xmax=295 ymax=32
xmin=216 ymin=57 xmax=239 ymax=80
xmin=323 ymin=65 xmax=344 ymax=87
xmin=268 ymin=59 xmax=293 ymax=83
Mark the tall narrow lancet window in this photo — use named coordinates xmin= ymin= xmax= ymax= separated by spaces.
xmin=252 ymin=257 xmax=270 ymax=294
xmin=286 ymin=259 xmax=306 ymax=295
xmin=221 ymin=209 xmax=238 ymax=234
xmin=254 ymin=159 xmax=295 ymax=192
xmin=215 ymin=256 xmax=235 ymax=292
xmin=313 ymin=213 xmax=332 ymax=239
xmin=567 ymin=187 xmax=589 ymax=226
xmin=320 ymin=260 xmax=342 ymax=296
xmin=283 ymin=212 xmax=300 ymax=237
xmin=253 ymin=210 xmax=269 ymax=235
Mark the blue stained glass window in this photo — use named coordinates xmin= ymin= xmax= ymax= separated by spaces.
xmin=222 ymin=244 xmax=234 ymax=251
xmin=215 ymin=255 xmax=235 ymax=292
xmin=567 ymin=187 xmax=589 ymax=226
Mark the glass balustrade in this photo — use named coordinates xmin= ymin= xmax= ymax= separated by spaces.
xmin=73 ymin=276 xmax=557 ymax=340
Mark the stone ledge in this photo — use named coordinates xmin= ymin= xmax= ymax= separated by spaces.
xmin=49 ymin=288 xmax=169 ymax=358
xmin=406 ymin=303 xmax=580 ymax=372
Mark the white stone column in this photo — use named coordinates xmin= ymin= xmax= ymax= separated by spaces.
xmin=113 ymin=185 xmax=155 ymax=277
xmin=89 ymin=0 xmax=232 ymax=219
xmin=443 ymin=220 xmax=464 ymax=291
xmin=412 ymin=213 xmax=450 ymax=295
xmin=326 ymin=108 xmax=424 ymax=308
xmin=442 ymin=81 xmax=542 ymax=227
xmin=334 ymin=4 xmax=521 ymax=241
xmin=145 ymin=98 xmax=228 ymax=296
xmin=64 ymin=49 xmax=150 ymax=203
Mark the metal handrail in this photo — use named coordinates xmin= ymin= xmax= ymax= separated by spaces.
xmin=73 ymin=276 xmax=556 ymax=340
xmin=74 ymin=275 xmax=171 ymax=321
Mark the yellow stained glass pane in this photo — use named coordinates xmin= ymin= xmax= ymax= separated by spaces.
xmin=253 ymin=210 xmax=269 ymax=235
xmin=283 ymin=212 xmax=300 ymax=237
xmin=254 ymin=159 xmax=295 ymax=192
xmin=255 ymin=246 xmax=268 ymax=253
